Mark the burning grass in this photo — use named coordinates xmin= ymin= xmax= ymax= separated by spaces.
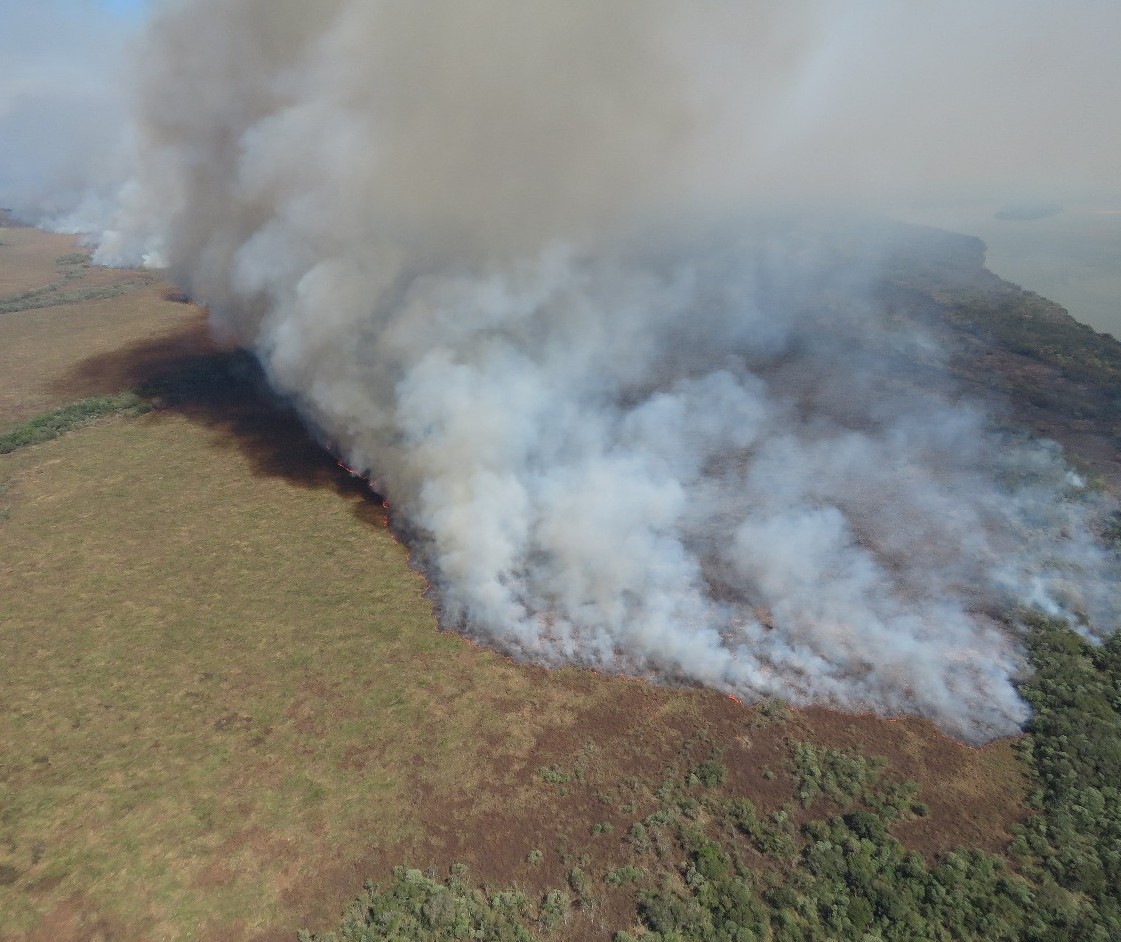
xmin=0 ymin=222 xmax=1076 ymax=941
xmin=0 ymin=402 xmax=1028 ymax=942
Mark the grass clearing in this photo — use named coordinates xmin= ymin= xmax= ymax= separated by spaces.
xmin=0 ymin=222 xmax=85 ymax=296
xmin=0 ymin=220 xmax=202 ymax=426
xmin=0 ymin=411 xmax=504 ymax=938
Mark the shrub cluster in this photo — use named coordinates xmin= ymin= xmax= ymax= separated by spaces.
xmin=296 ymin=867 xmax=568 ymax=942
xmin=0 ymin=393 xmax=150 ymax=454
xmin=0 ymin=273 xmax=156 ymax=314
xmin=1011 ymin=617 xmax=1121 ymax=938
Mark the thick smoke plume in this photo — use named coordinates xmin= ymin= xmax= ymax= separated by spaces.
xmin=96 ymin=0 xmax=1120 ymax=742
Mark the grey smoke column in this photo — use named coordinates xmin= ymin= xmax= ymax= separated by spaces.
xmin=101 ymin=0 xmax=1120 ymax=742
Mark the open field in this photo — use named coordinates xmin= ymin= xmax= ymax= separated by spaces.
xmin=0 ymin=225 xmax=88 ymax=298
xmin=0 ymin=218 xmax=191 ymax=427
xmin=0 ymin=219 xmax=1096 ymax=941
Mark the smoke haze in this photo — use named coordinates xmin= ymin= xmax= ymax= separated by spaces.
xmin=8 ymin=1 xmax=1121 ymax=741
xmin=0 ymin=0 xmax=147 ymax=229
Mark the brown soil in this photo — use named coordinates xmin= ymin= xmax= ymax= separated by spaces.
xmin=268 ymin=676 xmax=1027 ymax=941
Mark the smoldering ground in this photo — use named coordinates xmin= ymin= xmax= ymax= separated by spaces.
xmin=22 ymin=0 xmax=1121 ymax=742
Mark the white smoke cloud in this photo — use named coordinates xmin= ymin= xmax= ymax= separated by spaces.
xmin=27 ymin=0 xmax=1121 ymax=741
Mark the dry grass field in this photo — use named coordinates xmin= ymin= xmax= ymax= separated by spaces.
xmin=0 ymin=219 xmax=1028 ymax=941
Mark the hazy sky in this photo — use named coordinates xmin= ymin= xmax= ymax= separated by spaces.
xmin=99 ymin=0 xmax=149 ymax=16
xmin=4 ymin=1 xmax=1121 ymax=221
xmin=0 ymin=0 xmax=141 ymax=217
xmin=1 ymin=2 xmax=1118 ymax=322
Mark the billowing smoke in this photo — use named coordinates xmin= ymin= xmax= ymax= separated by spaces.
xmin=85 ymin=1 xmax=1121 ymax=741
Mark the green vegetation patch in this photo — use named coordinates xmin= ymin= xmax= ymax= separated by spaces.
xmin=949 ymin=290 xmax=1121 ymax=392
xmin=789 ymin=741 xmax=885 ymax=808
xmin=309 ymin=737 xmax=1038 ymax=941
xmin=297 ymin=866 xmax=568 ymax=942
xmin=0 ymin=276 xmax=159 ymax=314
xmin=1104 ymin=511 xmax=1121 ymax=549
xmin=0 ymin=391 xmax=151 ymax=454
xmin=1012 ymin=616 xmax=1121 ymax=936
xmin=0 ymin=258 xmax=158 ymax=313
xmin=55 ymin=252 xmax=92 ymax=267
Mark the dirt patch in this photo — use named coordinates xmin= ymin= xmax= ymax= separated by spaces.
xmin=7 ymin=894 xmax=147 ymax=942
xmin=285 ymin=682 xmax=1029 ymax=941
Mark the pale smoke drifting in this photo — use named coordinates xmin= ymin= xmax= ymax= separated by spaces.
xmin=106 ymin=0 xmax=1120 ymax=742
xmin=0 ymin=0 xmax=139 ymax=229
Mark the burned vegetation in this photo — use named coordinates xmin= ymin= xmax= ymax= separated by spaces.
xmin=301 ymin=621 xmax=1121 ymax=942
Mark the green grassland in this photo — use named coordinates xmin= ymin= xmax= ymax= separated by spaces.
xmin=0 ymin=231 xmax=208 ymax=427
xmin=1 ymin=410 xmax=496 ymax=937
xmin=1 ymin=219 xmax=1117 ymax=941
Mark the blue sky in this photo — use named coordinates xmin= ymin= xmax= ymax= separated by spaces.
xmin=99 ymin=0 xmax=149 ymax=18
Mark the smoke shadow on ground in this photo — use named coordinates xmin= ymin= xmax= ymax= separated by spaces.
xmin=54 ymin=321 xmax=387 ymax=524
